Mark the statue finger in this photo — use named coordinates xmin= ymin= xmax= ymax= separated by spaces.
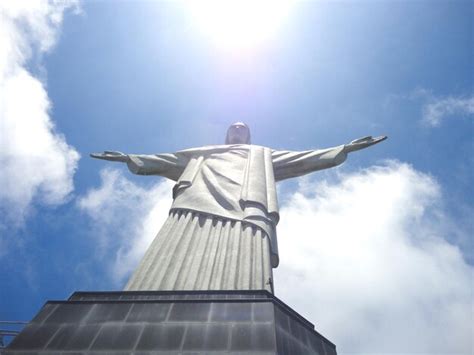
xmin=369 ymin=136 xmax=388 ymax=145
xmin=104 ymin=151 xmax=123 ymax=156
xmin=90 ymin=153 xmax=119 ymax=161
xmin=90 ymin=153 xmax=105 ymax=159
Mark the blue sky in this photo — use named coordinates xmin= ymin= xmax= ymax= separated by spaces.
xmin=1 ymin=1 xmax=472 ymax=353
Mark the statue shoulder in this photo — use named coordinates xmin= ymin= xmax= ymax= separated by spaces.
xmin=176 ymin=145 xmax=229 ymax=155
xmin=177 ymin=144 xmax=269 ymax=156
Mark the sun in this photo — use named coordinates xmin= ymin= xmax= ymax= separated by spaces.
xmin=183 ymin=0 xmax=295 ymax=51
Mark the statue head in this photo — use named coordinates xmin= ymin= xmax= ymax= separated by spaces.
xmin=225 ymin=122 xmax=251 ymax=145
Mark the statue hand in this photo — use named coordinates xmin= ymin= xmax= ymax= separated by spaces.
xmin=90 ymin=151 xmax=129 ymax=162
xmin=344 ymin=135 xmax=387 ymax=153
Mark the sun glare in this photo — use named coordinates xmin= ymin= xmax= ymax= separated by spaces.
xmin=184 ymin=0 xmax=295 ymax=51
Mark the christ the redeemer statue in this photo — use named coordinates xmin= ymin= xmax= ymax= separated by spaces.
xmin=92 ymin=123 xmax=386 ymax=293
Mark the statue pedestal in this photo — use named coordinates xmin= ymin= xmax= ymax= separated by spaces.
xmin=6 ymin=290 xmax=337 ymax=354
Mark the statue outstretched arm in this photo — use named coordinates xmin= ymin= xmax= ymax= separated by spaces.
xmin=272 ymin=135 xmax=387 ymax=181
xmin=90 ymin=150 xmax=188 ymax=181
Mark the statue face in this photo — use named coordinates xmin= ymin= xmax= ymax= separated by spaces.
xmin=225 ymin=122 xmax=251 ymax=144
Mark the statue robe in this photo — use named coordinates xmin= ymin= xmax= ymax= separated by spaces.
xmin=124 ymin=144 xmax=347 ymax=292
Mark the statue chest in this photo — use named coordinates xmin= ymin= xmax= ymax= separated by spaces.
xmin=172 ymin=149 xmax=250 ymax=215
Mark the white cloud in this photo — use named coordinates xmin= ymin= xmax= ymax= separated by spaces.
xmin=423 ymin=96 xmax=474 ymax=127
xmin=0 ymin=1 xmax=80 ymax=225
xmin=275 ymin=161 xmax=473 ymax=354
xmin=410 ymin=89 xmax=474 ymax=127
xmin=77 ymin=168 xmax=174 ymax=285
xmin=80 ymin=162 xmax=472 ymax=354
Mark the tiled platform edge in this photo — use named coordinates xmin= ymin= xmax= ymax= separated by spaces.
xmin=5 ymin=290 xmax=337 ymax=355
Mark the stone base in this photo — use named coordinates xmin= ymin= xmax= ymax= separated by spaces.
xmin=5 ymin=290 xmax=336 ymax=354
